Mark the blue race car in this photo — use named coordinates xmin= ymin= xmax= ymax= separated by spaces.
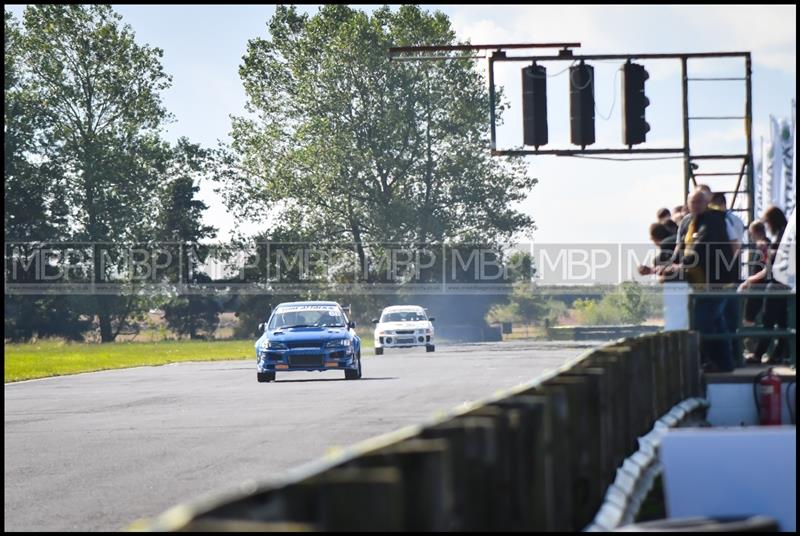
xmin=255 ymin=301 xmax=362 ymax=383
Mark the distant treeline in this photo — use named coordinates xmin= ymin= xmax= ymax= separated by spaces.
xmin=6 ymin=5 xmax=543 ymax=342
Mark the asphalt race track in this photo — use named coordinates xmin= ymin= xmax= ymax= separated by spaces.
xmin=4 ymin=340 xmax=597 ymax=531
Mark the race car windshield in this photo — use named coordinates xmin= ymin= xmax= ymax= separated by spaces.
xmin=381 ymin=311 xmax=427 ymax=322
xmin=268 ymin=306 xmax=346 ymax=330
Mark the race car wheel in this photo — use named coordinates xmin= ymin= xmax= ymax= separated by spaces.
xmin=257 ymin=372 xmax=275 ymax=383
xmin=375 ymin=347 xmax=384 ymax=355
xmin=345 ymin=352 xmax=362 ymax=380
xmin=426 ymin=345 xmax=435 ymax=353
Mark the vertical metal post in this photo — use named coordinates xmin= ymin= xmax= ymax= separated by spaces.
xmin=789 ymin=298 xmax=796 ymax=367
xmin=735 ymin=294 xmax=744 ymax=369
xmin=745 ymin=53 xmax=755 ymax=224
xmin=488 ymin=51 xmax=498 ymax=151
xmin=681 ymin=57 xmax=691 ymax=203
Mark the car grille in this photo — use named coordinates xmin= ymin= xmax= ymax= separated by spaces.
xmin=395 ymin=330 xmax=415 ymax=335
xmin=289 ymin=355 xmax=324 ymax=367
xmin=286 ymin=340 xmax=324 ymax=349
xmin=396 ymin=337 xmax=415 ymax=344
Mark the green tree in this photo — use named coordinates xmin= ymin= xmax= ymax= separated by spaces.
xmin=158 ymin=139 xmax=221 ymax=339
xmin=223 ymin=5 xmax=535 ymax=280
xmin=162 ymin=274 xmax=222 ymax=340
xmin=5 ymin=10 xmax=90 ymax=341
xmin=486 ymin=280 xmax=564 ymax=326
xmin=572 ymin=282 xmax=650 ymax=326
xmin=17 ymin=5 xmax=172 ymax=341
xmin=607 ymin=281 xmax=648 ymax=324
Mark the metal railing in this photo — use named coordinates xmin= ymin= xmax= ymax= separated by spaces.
xmin=132 ymin=331 xmax=703 ymax=532
xmin=689 ymin=289 xmax=797 ymax=368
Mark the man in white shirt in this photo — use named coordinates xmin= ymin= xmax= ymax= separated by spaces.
xmin=709 ymin=192 xmax=746 ymax=257
xmin=771 ymin=207 xmax=796 ymax=290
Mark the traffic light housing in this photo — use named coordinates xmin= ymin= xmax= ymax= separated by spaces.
xmin=569 ymin=62 xmax=595 ymax=147
xmin=522 ymin=64 xmax=548 ymax=148
xmin=622 ymin=62 xmax=650 ymax=146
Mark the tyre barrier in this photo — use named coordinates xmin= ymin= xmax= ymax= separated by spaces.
xmin=613 ymin=515 xmax=779 ymax=532
xmin=131 ymin=331 xmax=703 ymax=532
xmin=586 ymin=397 xmax=710 ymax=531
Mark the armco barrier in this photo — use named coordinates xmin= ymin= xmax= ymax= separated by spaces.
xmin=132 ymin=331 xmax=703 ymax=532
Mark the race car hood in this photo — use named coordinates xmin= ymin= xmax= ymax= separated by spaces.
xmin=257 ymin=326 xmax=351 ymax=348
xmin=375 ymin=320 xmax=431 ymax=331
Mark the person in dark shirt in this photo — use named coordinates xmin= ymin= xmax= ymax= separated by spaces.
xmin=672 ymin=204 xmax=687 ymax=227
xmin=741 ymin=221 xmax=771 ymax=315
xmin=739 ymin=221 xmax=771 ymax=363
xmin=663 ymin=218 xmax=678 ymax=236
xmin=658 ymin=189 xmax=737 ymax=371
xmin=665 ymin=194 xmax=736 ymax=286
xmin=656 ymin=207 xmax=679 ymax=235
xmin=638 ymin=223 xmax=677 ymax=276
xmin=743 ymin=206 xmax=790 ymax=363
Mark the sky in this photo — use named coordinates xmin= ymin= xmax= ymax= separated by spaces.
xmin=6 ymin=4 xmax=797 ymax=246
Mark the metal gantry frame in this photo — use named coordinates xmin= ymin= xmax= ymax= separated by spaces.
xmin=389 ymin=44 xmax=755 ymax=223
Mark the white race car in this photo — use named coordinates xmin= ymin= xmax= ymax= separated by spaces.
xmin=372 ymin=305 xmax=435 ymax=355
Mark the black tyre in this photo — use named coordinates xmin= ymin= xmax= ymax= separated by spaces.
xmin=375 ymin=347 xmax=384 ymax=356
xmin=345 ymin=352 xmax=362 ymax=380
xmin=426 ymin=344 xmax=435 ymax=353
xmin=257 ymin=371 xmax=275 ymax=383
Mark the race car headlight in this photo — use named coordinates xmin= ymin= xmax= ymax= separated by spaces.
xmin=268 ymin=341 xmax=288 ymax=350
xmin=325 ymin=338 xmax=351 ymax=348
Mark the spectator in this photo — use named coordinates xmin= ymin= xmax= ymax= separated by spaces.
xmin=745 ymin=206 xmax=790 ymax=363
xmin=656 ymin=207 xmax=679 ymax=234
xmin=740 ymin=220 xmax=771 ymax=297
xmin=658 ymin=188 xmax=737 ymax=371
xmin=709 ymin=192 xmax=746 ymax=258
xmin=663 ymin=217 xmax=679 ymax=235
xmin=663 ymin=188 xmax=736 ymax=284
xmin=771 ymin=207 xmax=796 ymax=290
xmin=739 ymin=221 xmax=771 ymax=363
xmin=678 ymin=184 xmax=713 ymax=248
xmin=674 ymin=185 xmax=712 ymax=251
xmin=763 ymin=205 xmax=788 ymax=243
xmin=638 ymin=223 xmax=678 ymax=276
xmin=672 ymin=204 xmax=687 ymax=226
xmin=708 ymin=192 xmax=746 ymax=345
xmin=696 ymin=183 xmax=712 ymax=195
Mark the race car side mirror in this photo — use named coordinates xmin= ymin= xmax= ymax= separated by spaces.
xmin=348 ymin=320 xmax=356 ymax=329
xmin=371 ymin=318 xmax=379 ymax=324
xmin=429 ymin=317 xmax=435 ymax=322
xmin=257 ymin=322 xmax=265 ymax=333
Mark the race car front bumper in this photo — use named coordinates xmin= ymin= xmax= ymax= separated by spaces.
xmin=375 ymin=334 xmax=432 ymax=348
xmin=257 ymin=347 xmax=357 ymax=373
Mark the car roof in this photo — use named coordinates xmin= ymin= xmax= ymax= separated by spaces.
xmin=275 ymin=301 xmax=340 ymax=307
xmin=382 ymin=305 xmax=425 ymax=311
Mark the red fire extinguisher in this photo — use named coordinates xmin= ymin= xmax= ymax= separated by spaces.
xmin=755 ymin=368 xmax=782 ymax=426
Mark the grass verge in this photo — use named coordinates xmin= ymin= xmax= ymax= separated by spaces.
xmin=5 ymin=336 xmax=374 ymax=383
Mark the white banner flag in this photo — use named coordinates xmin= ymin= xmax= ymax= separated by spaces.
xmin=768 ymin=116 xmax=785 ymax=210
xmin=779 ymin=118 xmax=793 ymax=214
xmin=754 ymin=136 xmax=764 ymax=218
xmin=786 ymin=102 xmax=796 ymax=216
xmin=772 ymin=207 xmax=796 ymax=290
xmin=761 ymin=124 xmax=774 ymax=218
